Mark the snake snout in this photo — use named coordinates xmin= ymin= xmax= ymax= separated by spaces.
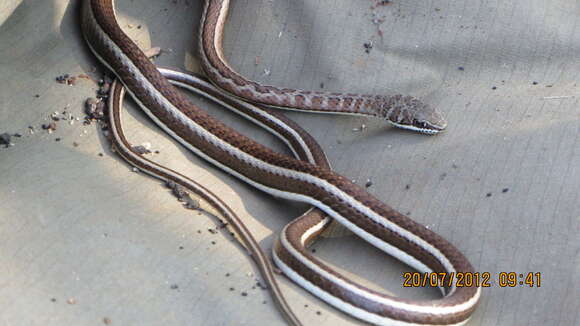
xmin=383 ymin=96 xmax=448 ymax=134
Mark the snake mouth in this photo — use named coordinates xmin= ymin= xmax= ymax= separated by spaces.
xmin=388 ymin=120 xmax=446 ymax=135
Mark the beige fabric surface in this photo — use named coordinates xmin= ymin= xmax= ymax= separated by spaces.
xmin=1 ymin=1 xmax=578 ymax=325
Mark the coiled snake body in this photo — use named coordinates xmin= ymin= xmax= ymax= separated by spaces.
xmin=81 ymin=0 xmax=481 ymax=325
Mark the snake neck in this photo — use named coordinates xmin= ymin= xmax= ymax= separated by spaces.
xmin=199 ymin=1 xmax=444 ymax=128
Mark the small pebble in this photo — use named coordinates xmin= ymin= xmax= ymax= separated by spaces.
xmin=363 ymin=41 xmax=374 ymax=53
xmin=85 ymin=98 xmax=99 ymax=117
xmin=0 ymin=133 xmax=12 ymax=146
xmin=133 ymin=145 xmax=151 ymax=155
xmin=166 ymin=180 xmax=187 ymax=199
xmin=98 ymin=83 xmax=110 ymax=95
xmin=42 ymin=122 xmax=57 ymax=132
xmin=55 ymin=74 xmax=70 ymax=84
xmin=93 ymin=102 xmax=106 ymax=119
xmin=365 ymin=179 xmax=373 ymax=188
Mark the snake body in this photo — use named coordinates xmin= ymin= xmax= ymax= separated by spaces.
xmin=200 ymin=0 xmax=447 ymax=134
xmin=108 ymin=69 xmax=334 ymax=325
xmin=82 ymin=0 xmax=481 ymax=325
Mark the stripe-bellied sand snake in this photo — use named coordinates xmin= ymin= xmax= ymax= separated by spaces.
xmin=82 ymin=0 xmax=481 ymax=325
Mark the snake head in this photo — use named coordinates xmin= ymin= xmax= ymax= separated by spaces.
xmin=380 ymin=95 xmax=447 ymax=135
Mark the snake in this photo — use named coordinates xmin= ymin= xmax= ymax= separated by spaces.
xmin=81 ymin=0 xmax=481 ymax=325
xmin=200 ymin=1 xmax=448 ymax=135
xmin=108 ymin=68 xmax=331 ymax=325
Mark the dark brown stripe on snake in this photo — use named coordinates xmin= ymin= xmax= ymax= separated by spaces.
xmin=279 ymin=214 xmax=477 ymax=324
xmin=167 ymin=72 xmax=327 ymax=167
xmin=275 ymin=238 xmax=476 ymax=325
